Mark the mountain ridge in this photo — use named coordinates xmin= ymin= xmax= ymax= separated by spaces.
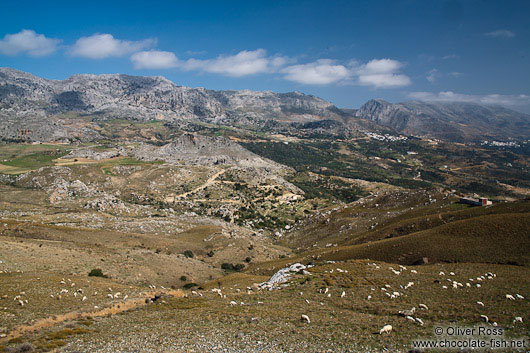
xmin=1 ymin=67 xmax=529 ymax=142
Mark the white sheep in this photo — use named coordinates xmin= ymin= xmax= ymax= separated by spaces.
xmin=515 ymin=294 xmax=525 ymax=300
xmin=480 ymin=315 xmax=489 ymax=323
xmin=301 ymin=314 xmax=311 ymax=323
xmin=340 ymin=291 xmax=346 ymax=298
xmin=419 ymin=304 xmax=429 ymax=310
xmin=406 ymin=315 xmax=415 ymax=323
xmin=410 ymin=269 xmax=418 ymax=274
xmin=513 ymin=317 xmax=523 ymax=324
xmin=82 ymin=296 xmax=87 ymax=301
xmin=477 ymin=301 xmax=485 ymax=307
xmin=379 ymin=324 xmax=392 ymax=334
xmin=415 ymin=318 xmax=424 ymax=326
xmin=506 ymin=294 xmax=516 ymax=300
xmin=229 ymin=301 xmax=237 ymax=306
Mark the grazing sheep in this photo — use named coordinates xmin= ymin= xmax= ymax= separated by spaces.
xmin=419 ymin=304 xmax=429 ymax=310
xmin=449 ymin=272 xmax=455 ymax=276
xmin=515 ymin=294 xmax=525 ymax=300
xmin=404 ymin=282 xmax=414 ymax=289
xmin=399 ymin=307 xmax=416 ymax=316
xmin=107 ymin=294 xmax=113 ymax=299
xmin=477 ymin=301 xmax=485 ymax=307
xmin=82 ymin=296 xmax=87 ymax=301
xmin=513 ymin=317 xmax=523 ymax=324
xmin=406 ymin=315 xmax=416 ymax=323
xmin=367 ymin=295 xmax=372 ymax=300
xmin=415 ymin=318 xmax=424 ymax=326
xmin=229 ymin=301 xmax=237 ymax=306
xmin=480 ymin=315 xmax=489 ymax=323
xmin=340 ymin=291 xmax=346 ymax=298
xmin=18 ymin=300 xmax=24 ymax=306
xmin=301 ymin=314 xmax=310 ymax=323
xmin=410 ymin=269 xmax=418 ymax=274
xmin=124 ymin=295 xmax=128 ymax=300
xmin=305 ymin=299 xmax=310 ymax=304
xmin=379 ymin=325 xmax=392 ymax=334
xmin=439 ymin=271 xmax=445 ymax=276
xmin=476 ymin=284 xmax=481 ymax=288
xmin=506 ymin=294 xmax=516 ymax=300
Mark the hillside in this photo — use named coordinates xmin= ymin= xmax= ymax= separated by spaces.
xmin=355 ymin=99 xmax=530 ymax=142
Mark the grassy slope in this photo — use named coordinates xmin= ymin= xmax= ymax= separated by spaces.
xmin=321 ymin=213 xmax=530 ymax=266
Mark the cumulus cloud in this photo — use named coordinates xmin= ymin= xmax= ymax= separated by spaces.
xmin=281 ymin=59 xmax=351 ymax=85
xmin=182 ymin=49 xmax=287 ymax=77
xmin=0 ymin=29 xmax=60 ymax=56
xmin=484 ymin=29 xmax=515 ymax=38
xmin=408 ymin=91 xmax=530 ymax=107
xmin=131 ymin=50 xmax=179 ymax=69
xmin=355 ymin=59 xmax=411 ymax=88
xmin=70 ymin=33 xmax=155 ymax=59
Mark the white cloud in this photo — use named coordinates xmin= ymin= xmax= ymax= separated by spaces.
xmin=484 ymin=29 xmax=515 ymax=38
xmin=182 ymin=49 xmax=287 ymax=77
xmin=442 ymin=54 xmax=460 ymax=60
xmin=426 ymin=69 xmax=439 ymax=83
xmin=0 ymin=29 xmax=60 ymax=56
xmin=281 ymin=59 xmax=351 ymax=85
xmin=70 ymin=34 xmax=155 ymax=59
xmin=408 ymin=91 xmax=530 ymax=107
xmin=355 ymin=59 xmax=411 ymax=88
xmin=131 ymin=50 xmax=179 ymax=69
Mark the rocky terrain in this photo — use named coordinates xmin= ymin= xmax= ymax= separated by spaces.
xmin=3 ymin=68 xmax=530 ymax=143
xmin=0 ymin=68 xmax=349 ymax=142
xmin=1 ymin=67 xmax=530 ymax=352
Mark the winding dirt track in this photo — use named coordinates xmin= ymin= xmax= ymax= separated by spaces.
xmin=174 ymin=169 xmax=226 ymax=199
xmin=0 ymin=289 xmax=183 ymax=343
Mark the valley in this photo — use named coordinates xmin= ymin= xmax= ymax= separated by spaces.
xmin=0 ymin=69 xmax=529 ymax=352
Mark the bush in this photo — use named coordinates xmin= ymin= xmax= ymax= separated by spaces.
xmin=245 ymin=257 xmax=252 ymax=263
xmin=221 ymin=263 xmax=234 ymax=270
xmin=207 ymin=250 xmax=215 ymax=257
xmin=5 ymin=343 xmax=34 ymax=353
xmin=183 ymin=250 xmax=194 ymax=258
xmin=221 ymin=263 xmax=245 ymax=271
xmin=180 ymin=275 xmax=187 ymax=281
xmin=183 ymin=283 xmax=198 ymax=289
xmin=88 ymin=268 xmax=107 ymax=278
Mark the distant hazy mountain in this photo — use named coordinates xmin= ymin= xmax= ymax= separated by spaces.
xmin=355 ymin=99 xmax=530 ymax=142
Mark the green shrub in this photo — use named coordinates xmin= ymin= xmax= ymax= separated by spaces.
xmin=221 ymin=263 xmax=234 ymax=271
xmin=183 ymin=250 xmax=194 ymax=258
xmin=183 ymin=283 xmax=198 ymax=289
xmin=88 ymin=268 xmax=107 ymax=278
xmin=180 ymin=275 xmax=187 ymax=281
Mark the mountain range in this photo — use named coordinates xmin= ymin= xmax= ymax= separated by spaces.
xmin=1 ymin=67 xmax=529 ymax=142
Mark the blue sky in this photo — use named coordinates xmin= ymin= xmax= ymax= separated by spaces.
xmin=1 ymin=0 xmax=529 ymax=112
